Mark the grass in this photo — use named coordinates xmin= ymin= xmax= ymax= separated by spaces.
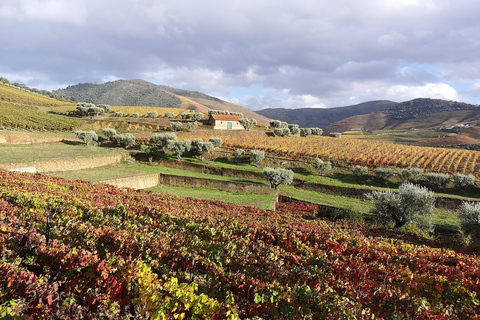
xmin=147 ymin=184 xmax=275 ymax=210
xmin=0 ymin=142 xmax=125 ymax=163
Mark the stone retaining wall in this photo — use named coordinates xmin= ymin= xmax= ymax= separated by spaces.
xmin=100 ymin=174 xmax=160 ymax=190
xmin=0 ymin=154 xmax=123 ymax=173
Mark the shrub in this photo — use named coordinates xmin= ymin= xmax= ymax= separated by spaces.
xmin=459 ymin=201 xmax=480 ymax=244
xmin=310 ymin=128 xmax=323 ymax=136
xmin=132 ymin=113 xmax=140 ymax=118
xmin=424 ymin=172 xmax=451 ymax=190
xmin=209 ymin=137 xmax=223 ymax=148
xmin=75 ymin=130 xmax=98 ymax=146
xmin=398 ymin=167 xmax=423 ymax=182
xmin=250 ymin=150 xmax=265 ymax=167
xmin=239 ymin=118 xmax=257 ymax=131
xmin=328 ymin=207 xmax=364 ymax=222
xmin=374 ymin=167 xmax=394 ymax=181
xmin=330 ymin=132 xmax=341 ymax=138
xmin=314 ymin=158 xmax=332 ymax=176
xmin=367 ymin=182 xmax=435 ymax=230
xmin=97 ymin=104 xmax=111 ymax=113
xmin=187 ymin=122 xmax=198 ymax=131
xmin=168 ymin=140 xmax=191 ymax=160
xmin=453 ymin=173 xmax=476 ymax=188
xmin=147 ymin=111 xmax=158 ymax=118
xmin=274 ymin=128 xmax=291 ymax=137
xmin=115 ymin=111 xmax=123 ymax=117
xmin=263 ymin=167 xmax=294 ymax=189
xmin=352 ymin=165 xmax=368 ymax=177
xmin=170 ymin=122 xmax=183 ymax=132
xmin=165 ymin=112 xmax=175 ymax=119
xmin=102 ymin=128 xmax=117 ymax=140
xmin=151 ymin=133 xmax=177 ymax=153
xmin=299 ymin=128 xmax=312 ymax=137
xmin=181 ymin=112 xmax=204 ymax=121
xmin=290 ymin=126 xmax=300 ymax=135
xmin=233 ymin=149 xmax=245 ymax=164
xmin=116 ymin=133 xmax=136 ymax=148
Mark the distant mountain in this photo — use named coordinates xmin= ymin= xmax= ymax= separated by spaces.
xmin=258 ymin=100 xmax=397 ymax=129
xmin=258 ymin=98 xmax=480 ymax=133
xmin=54 ymin=79 xmax=271 ymax=124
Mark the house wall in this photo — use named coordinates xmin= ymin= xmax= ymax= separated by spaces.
xmin=212 ymin=120 xmax=244 ymax=130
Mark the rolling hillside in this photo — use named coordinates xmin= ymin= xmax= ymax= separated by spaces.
xmin=54 ymin=79 xmax=271 ymax=124
xmin=259 ymin=98 xmax=480 ymax=133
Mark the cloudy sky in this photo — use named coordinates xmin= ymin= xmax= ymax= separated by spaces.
xmin=1 ymin=0 xmax=480 ymax=110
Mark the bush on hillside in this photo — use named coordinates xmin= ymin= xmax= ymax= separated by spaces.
xmin=453 ymin=173 xmax=476 ymax=188
xmin=187 ymin=121 xmax=198 ymax=131
xmin=374 ymin=167 xmax=394 ymax=181
xmin=424 ymin=172 xmax=451 ymax=190
xmin=367 ymin=182 xmax=434 ymax=230
xmin=398 ymin=167 xmax=423 ymax=182
xmin=102 ymin=128 xmax=117 ymax=140
xmin=116 ymin=133 xmax=136 ymax=149
xmin=170 ymin=122 xmax=183 ymax=132
xmin=233 ymin=149 xmax=245 ymax=164
xmin=314 ymin=158 xmax=332 ymax=176
xmin=263 ymin=167 xmax=294 ymax=189
xmin=151 ymin=133 xmax=178 ymax=153
xmin=75 ymin=130 xmax=98 ymax=146
xmin=459 ymin=201 xmax=480 ymax=245
xmin=209 ymin=137 xmax=223 ymax=148
xmin=250 ymin=150 xmax=265 ymax=167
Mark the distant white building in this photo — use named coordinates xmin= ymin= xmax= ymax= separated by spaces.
xmin=208 ymin=114 xmax=244 ymax=130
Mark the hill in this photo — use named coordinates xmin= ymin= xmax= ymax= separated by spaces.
xmin=257 ymin=100 xmax=397 ymax=130
xmin=54 ymin=79 xmax=271 ymax=124
xmin=259 ymin=98 xmax=480 ymax=134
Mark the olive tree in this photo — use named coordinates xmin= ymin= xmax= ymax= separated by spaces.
xmin=263 ymin=167 xmax=294 ymax=189
xmin=116 ymin=133 xmax=136 ymax=148
xmin=75 ymin=130 xmax=98 ymax=146
xmin=151 ymin=133 xmax=177 ymax=153
xmin=424 ymin=172 xmax=451 ymax=190
xmin=250 ymin=150 xmax=265 ymax=167
xmin=314 ymin=158 xmax=332 ymax=176
xmin=209 ymin=137 xmax=223 ymax=148
xmin=232 ymin=149 xmax=245 ymax=164
xmin=170 ymin=121 xmax=183 ymax=132
xmin=300 ymin=128 xmax=312 ymax=137
xmin=367 ymin=182 xmax=435 ymax=230
xmin=274 ymin=128 xmax=291 ymax=137
xmin=398 ymin=167 xmax=423 ymax=182
xmin=187 ymin=121 xmax=198 ymax=131
xmin=453 ymin=173 xmax=476 ymax=188
xmin=374 ymin=167 xmax=395 ymax=182
xmin=165 ymin=112 xmax=175 ymax=119
xmin=102 ymin=128 xmax=117 ymax=141
xmin=459 ymin=201 xmax=480 ymax=244
xmin=167 ymin=140 xmax=192 ymax=160
xmin=147 ymin=111 xmax=158 ymax=118
xmin=239 ymin=118 xmax=257 ymax=131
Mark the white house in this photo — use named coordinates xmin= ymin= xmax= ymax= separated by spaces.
xmin=208 ymin=114 xmax=244 ymax=130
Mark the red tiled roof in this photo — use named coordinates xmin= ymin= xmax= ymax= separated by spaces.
xmin=209 ymin=114 xmax=242 ymax=121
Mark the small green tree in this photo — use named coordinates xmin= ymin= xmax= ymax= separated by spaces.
xmin=168 ymin=140 xmax=192 ymax=160
xmin=310 ymin=128 xmax=323 ymax=136
xmin=250 ymin=150 xmax=265 ymax=167
xmin=170 ymin=122 xmax=183 ymax=132
xmin=115 ymin=111 xmax=123 ymax=117
xmin=165 ymin=112 xmax=175 ymax=119
xmin=239 ymin=118 xmax=257 ymax=131
xmin=187 ymin=121 xmax=198 ymax=131
xmin=151 ymin=133 xmax=178 ymax=153
xmin=97 ymin=104 xmax=111 ymax=113
xmin=75 ymin=130 xmax=98 ymax=146
xmin=424 ymin=172 xmax=450 ymax=190
xmin=116 ymin=133 xmax=136 ymax=148
xmin=132 ymin=113 xmax=140 ymax=118
xmin=300 ymin=128 xmax=312 ymax=137
xmin=453 ymin=173 xmax=476 ymax=188
xmin=102 ymin=128 xmax=117 ymax=141
xmin=367 ymin=182 xmax=435 ymax=230
xmin=274 ymin=128 xmax=291 ymax=137
xmin=263 ymin=167 xmax=294 ymax=189
xmin=147 ymin=111 xmax=158 ymax=118
xmin=459 ymin=201 xmax=480 ymax=244
xmin=352 ymin=165 xmax=368 ymax=177
xmin=232 ymin=149 xmax=245 ymax=164
xmin=398 ymin=167 xmax=423 ymax=182
xmin=374 ymin=167 xmax=394 ymax=182
xmin=209 ymin=137 xmax=223 ymax=148
xmin=314 ymin=158 xmax=332 ymax=176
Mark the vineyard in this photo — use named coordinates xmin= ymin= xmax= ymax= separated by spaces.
xmin=183 ymin=133 xmax=480 ymax=177
xmin=0 ymin=85 xmax=74 ymax=108
xmin=1 ymin=170 xmax=480 ymax=319
xmin=0 ymin=102 xmax=85 ymax=131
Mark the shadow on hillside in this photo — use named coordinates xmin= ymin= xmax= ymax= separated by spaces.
xmin=291 ymin=167 xmax=315 ymax=177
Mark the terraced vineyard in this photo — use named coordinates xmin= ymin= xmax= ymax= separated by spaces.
xmin=1 ymin=170 xmax=480 ymax=319
xmin=185 ymin=133 xmax=480 ymax=177
xmin=0 ymin=85 xmax=74 ymax=107
xmin=0 ymin=101 xmax=84 ymax=131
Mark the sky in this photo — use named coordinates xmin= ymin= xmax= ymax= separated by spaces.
xmin=1 ymin=0 xmax=480 ymax=110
